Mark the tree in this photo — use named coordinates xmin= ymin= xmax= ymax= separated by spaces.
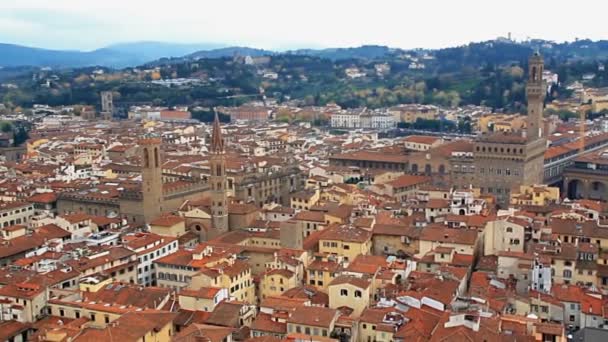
xmin=0 ymin=121 xmax=12 ymax=133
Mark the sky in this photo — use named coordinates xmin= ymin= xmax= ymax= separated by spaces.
xmin=0 ymin=0 xmax=606 ymax=51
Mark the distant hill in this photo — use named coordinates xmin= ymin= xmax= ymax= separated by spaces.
xmin=186 ymin=46 xmax=274 ymax=59
xmin=104 ymin=41 xmax=227 ymax=62
xmin=3 ymin=39 xmax=608 ymax=69
xmin=0 ymin=41 xmax=228 ymax=68
xmin=181 ymin=45 xmax=396 ymax=62
xmin=0 ymin=43 xmax=127 ymax=68
xmin=287 ymin=45 xmax=397 ymax=60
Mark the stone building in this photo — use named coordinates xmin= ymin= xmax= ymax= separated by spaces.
xmin=100 ymin=91 xmax=113 ymax=120
xmin=470 ymin=53 xmax=548 ymax=206
xmin=564 ymin=148 xmax=608 ymax=201
xmin=140 ymin=137 xmax=164 ymax=224
xmin=57 ymin=138 xmax=210 ymax=226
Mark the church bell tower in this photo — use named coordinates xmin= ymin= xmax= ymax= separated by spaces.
xmin=140 ymin=137 xmax=163 ymax=224
xmin=209 ymin=113 xmax=229 ymax=233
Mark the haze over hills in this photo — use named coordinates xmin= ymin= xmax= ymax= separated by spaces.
xmin=2 ymin=39 xmax=608 ymax=70
xmin=0 ymin=42 xmax=404 ymax=68
xmin=0 ymin=41 xmax=229 ymax=68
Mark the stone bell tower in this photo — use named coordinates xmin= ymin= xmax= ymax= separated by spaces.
xmin=140 ymin=137 xmax=163 ymax=223
xmin=209 ymin=113 xmax=229 ymax=233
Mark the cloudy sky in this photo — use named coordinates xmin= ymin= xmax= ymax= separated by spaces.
xmin=0 ymin=0 xmax=605 ymax=51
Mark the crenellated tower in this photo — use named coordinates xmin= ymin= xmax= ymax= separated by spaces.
xmin=526 ymin=52 xmax=546 ymax=142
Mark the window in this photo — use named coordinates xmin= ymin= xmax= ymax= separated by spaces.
xmin=340 ymin=289 xmax=348 ymax=296
xmin=563 ymin=270 xmax=572 ymax=278
xmin=354 ymin=290 xmax=362 ymax=298
xmin=506 ymin=227 xmax=513 ymax=233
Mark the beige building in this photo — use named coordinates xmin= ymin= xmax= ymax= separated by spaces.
xmin=149 ymin=215 xmax=187 ymax=237
xmin=260 ymin=268 xmax=298 ymax=300
xmin=484 ymin=217 xmax=527 ymax=256
xmin=328 ymin=275 xmax=372 ymax=317
xmin=178 ymin=287 xmax=229 ymax=312
xmin=0 ymin=282 xmax=47 ymax=323
xmin=417 ymin=226 xmax=478 ymax=257
xmin=0 ymin=201 xmax=34 ymax=229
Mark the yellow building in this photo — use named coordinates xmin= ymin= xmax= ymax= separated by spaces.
xmin=190 ymin=259 xmax=256 ymax=304
xmin=307 ymin=255 xmax=343 ymax=291
xmin=328 ymin=275 xmax=372 ymax=317
xmin=510 ymin=184 xmax=560 ymax=206
xmin=319 ymin=224 xmax=372 ymax=262
xmin=260 ymin=268 xmax=298 ymax=300
xmin=290 ymin=190 xmax=320 ymax=210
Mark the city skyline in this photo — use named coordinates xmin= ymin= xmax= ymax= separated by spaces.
xmin=0 ymin=0 xmax=606 ymax=51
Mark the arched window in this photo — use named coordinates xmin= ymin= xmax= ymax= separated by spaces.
xmin=563 ymin=269 xmax=572 ymax=278
xmin=411 ymin=164 xmax=418 ymax=173
xmin=425 ymin=164 xmax=432 ymax=175
xmin=438 ymin=165 xmax=446 ymax=174
xmin=532 ymin=66 xmax=537 ymax=81
xmin=143 ymin=148 xmax=150 ymax=168
xmin=154 ymin=148 xmax=160 ymax=168
xmin=216 ymin=165 xmax=222 ymax=177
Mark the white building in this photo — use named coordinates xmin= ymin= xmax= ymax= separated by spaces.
xmin=330 ymin=110 xmax=395 ymax=130
xmin=360 ymin=112 xmax=396 ymax=130
xmin=331 ymin=112 xmax=361 ymax=129
xmin=530 ymin=257 xmax=552 ymax=292
xmin=123 ymin=232 xmax=179 ymax=287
